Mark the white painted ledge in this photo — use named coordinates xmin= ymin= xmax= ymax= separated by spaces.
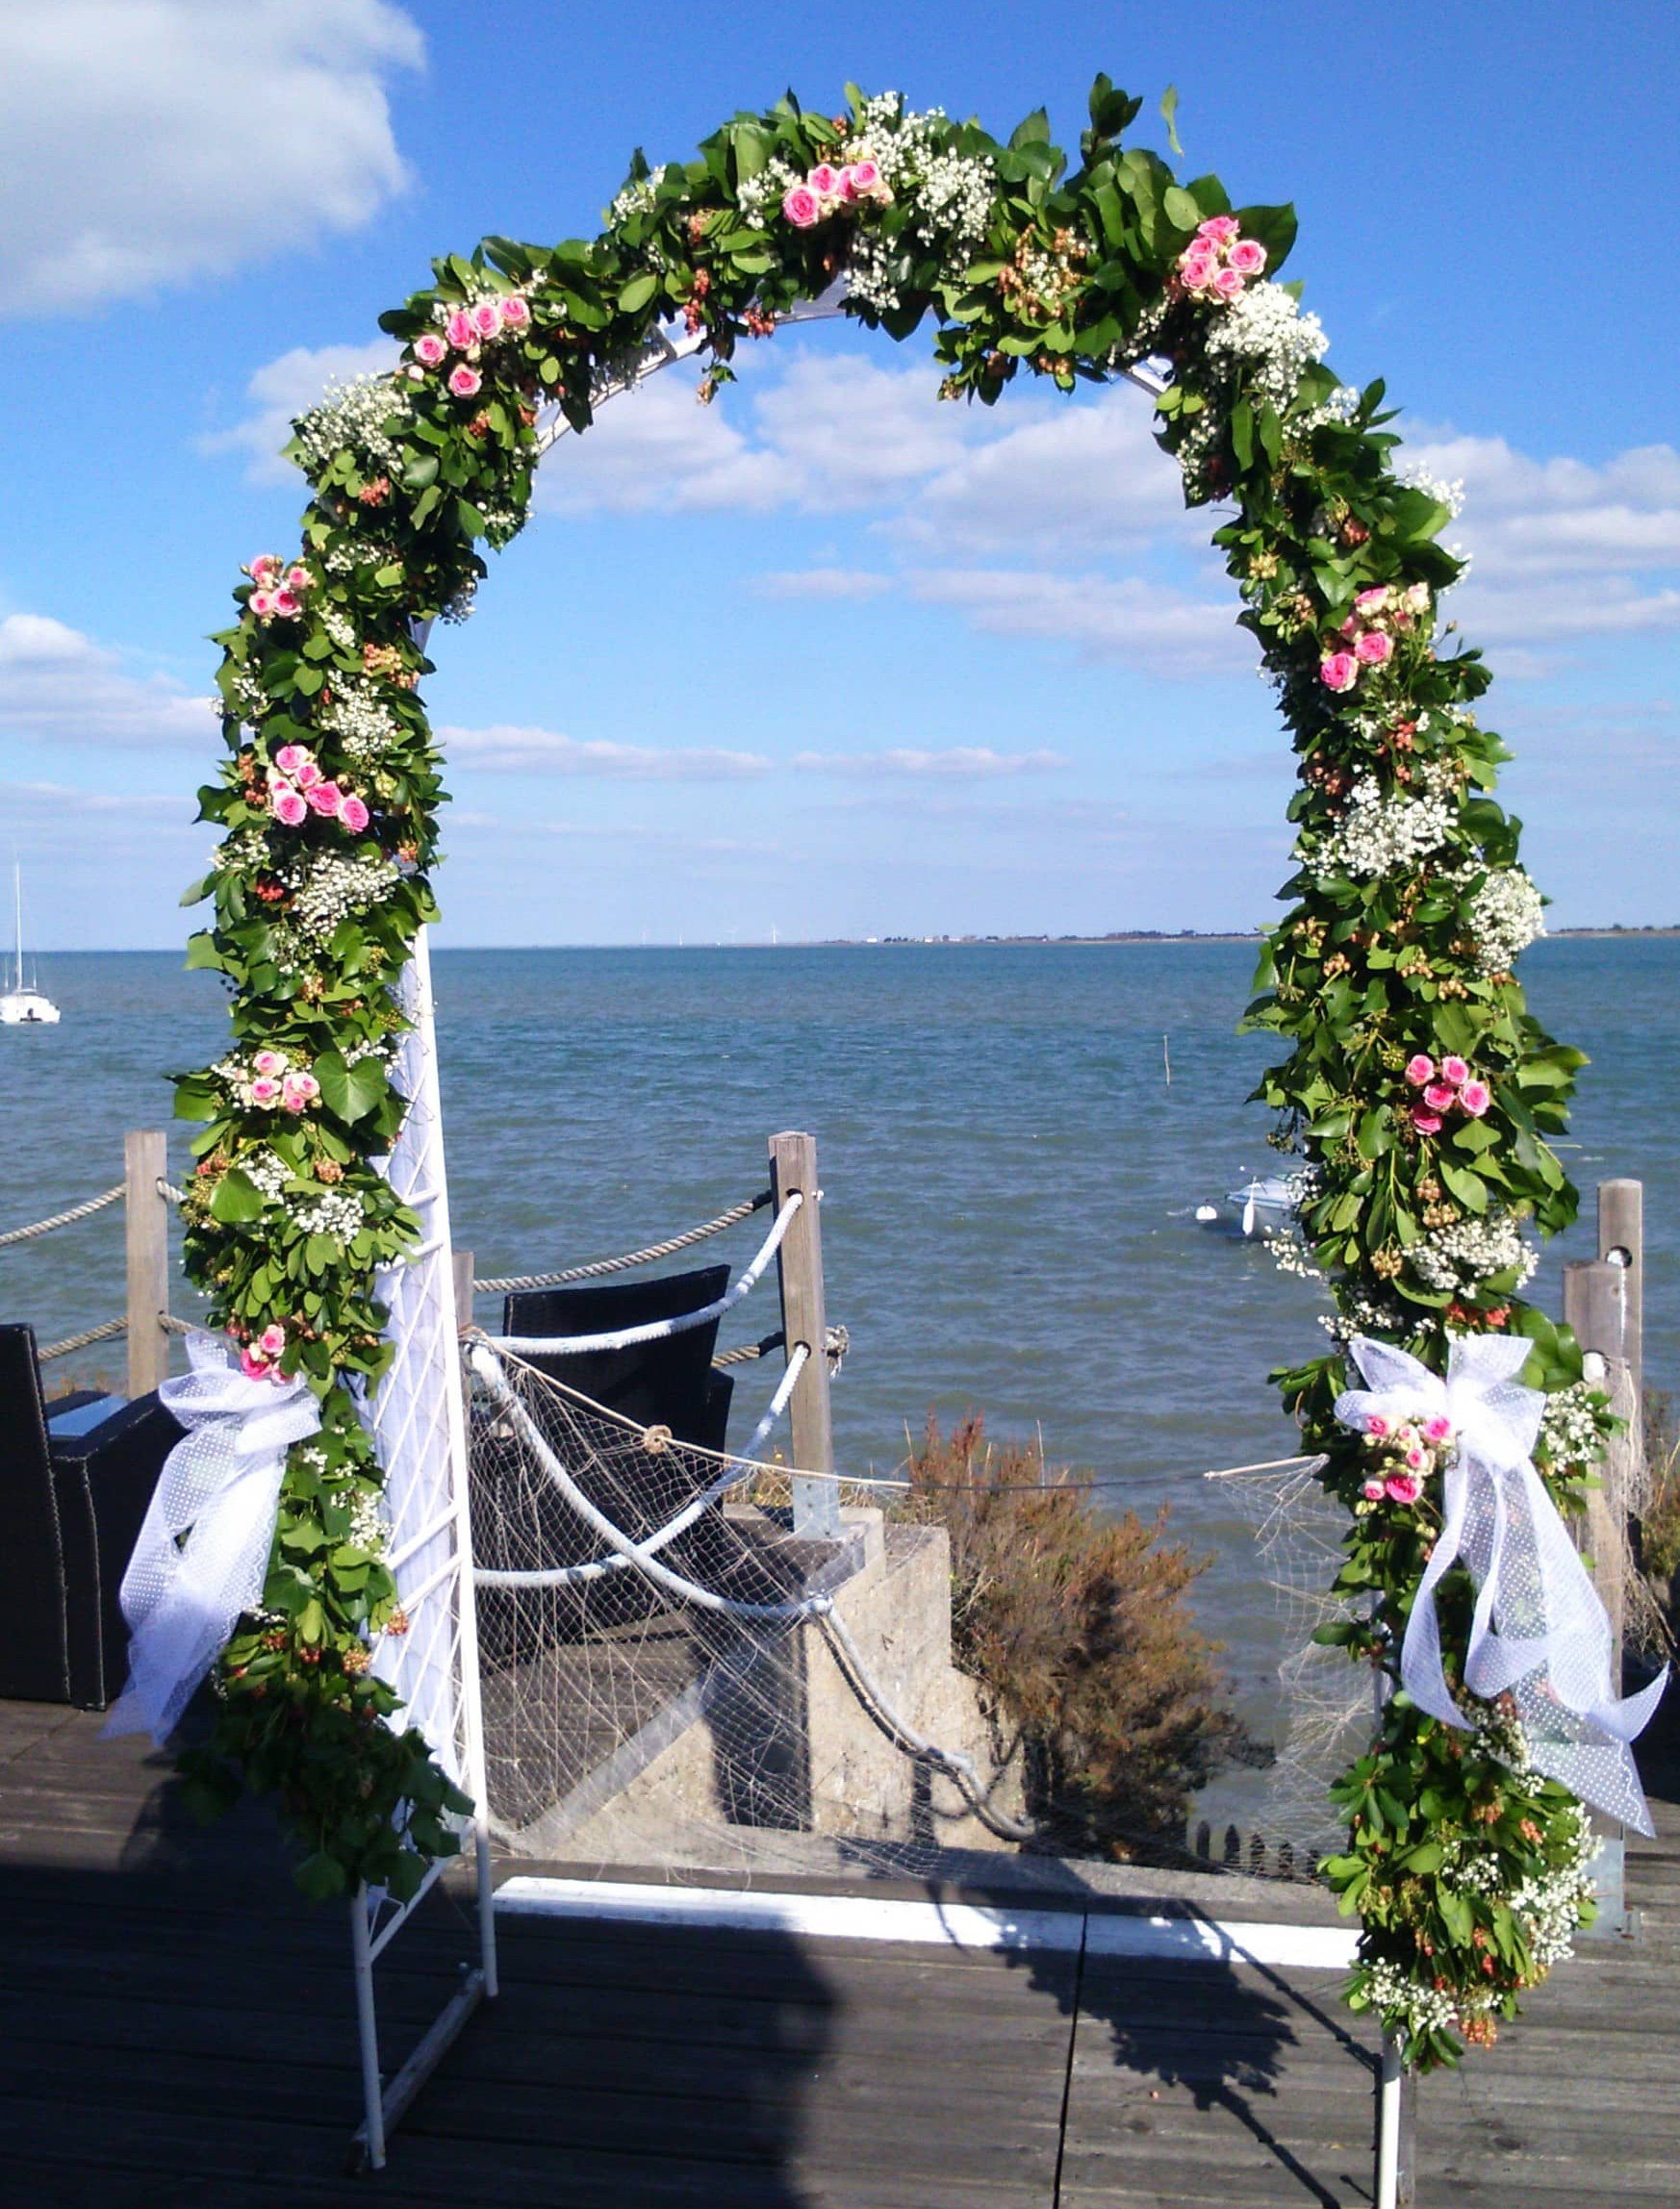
xmin=494 ymin=1876 xmax=1357 ymax=1970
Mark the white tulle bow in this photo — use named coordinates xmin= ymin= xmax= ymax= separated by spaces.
xmin=105 ymin=1331 xmax=321 ymax=1744
xmin=1336 ymin=1333 xmax=1666 ymax=1836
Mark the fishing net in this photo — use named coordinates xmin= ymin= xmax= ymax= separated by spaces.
xmin=464 ymin=1338 xmax=1031 ymax=1880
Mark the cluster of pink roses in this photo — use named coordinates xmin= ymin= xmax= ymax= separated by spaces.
xmin=780 ymin=159 xmax=890 ymax=229
xmin=1404 ymin=1052 xmax=1490 ymax=1133
xmin=245 ymin=556 xmax=314 ymax=623
xmin=410 ymin=293 xmax=531 ymax=400
xmin=240 ymin=1048 xmax=320 ymax=1114
xmin=267 ymin=743 xmax=370 ymax=834
xmin=239 ymin=1321 xmax=292 ymax=1385
xmin=1357 ymin=1408 xmax=1455 ymax=1510
xmin=1319 ymin=582 xmax=1431 ymax=694
xmin=1176 ymin=215 xmax=1266 ymax=301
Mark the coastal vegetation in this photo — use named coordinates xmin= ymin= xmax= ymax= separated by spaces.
xmin=894 ymin=1414 xmax=1247 ymax=1857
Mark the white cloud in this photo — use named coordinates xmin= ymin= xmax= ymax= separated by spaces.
xmin=537 ymin=368 xmax=793 ymax=517
xmin=906 ymin=570 xmax=1251 ymax=678
xmin=200 ymin=341 xmax=398 ymax=483
xmin=0 ymin=614 xmax=217 ymax=748
xmin=754 ymin=569 xmax=894 ymax=601
xmin=0 ymin=2 xmax=423 ymax=314
xmin=793 ymin=747 xmax=1067 ymax=778
xmin=436 ymin=723 xmax=772 ymax=779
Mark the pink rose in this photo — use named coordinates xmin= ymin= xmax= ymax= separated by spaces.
xmin=1423 ymin=1082 xmax=1456 ymax=1111
xmin=271 ymin=785 xmax=308 ymax=827
xmin=807 ymin=163 xmax=841 ymax=200
xmin=250 ymin=591 xmax=274 ymax=619
xmin=253 ymin=1049 xmax=286 ymax=1077
xmin=1319 ymin=651 xmax=1360 ymax=693
xmin=281 ymin=1072 xmax=318 ymax=1112
xmin=272 ymin=588 xmax=300 ymax=619
xmin=1228 ymin=238 xmax=1266 ymax=276
xmin=1179 ymin=248 xmax=1217 ymax=291
xmin=447 ymin=365 xmax=482 ymax=398
xmin=1355 ymin=587 xmax=1389 ymax=614
xmin=414 ymin=332 xmax=447 ymax=366
xmin=249 ymin=555 xmax=280 ymax=582
xmin=471 ymin=300 xmax=502 ymax=339
xmin=239 ymin=1345 xmax=271 ymax=1382
xmin=1385 ymin=1473 xmax=1422 ymax=1506
xmin=1405 ymin=1446 xmax=1426 ymax=1470
xmin=1440 ymin=1055 xmax=1469 ymax=1086
xmin=273 ymin=744 xmax=309 ymax=776
xmin=1362 ymin=1480 xmax=1387 ymax=1502
xmin=338 ymin=794 xmax=370 ymax=833
xmin=499 ymin=295 xmax=530 ymax=329
xmin=306 ymin=780 xmax=343 ymax=816
xmin=249 ymin=1077 xmax=281 ymax=1106
xmin=1212 ymin=265 xmax=1245 ymax=298
xmin=293 ymin=758 xmax=322 ymax=791
xmin=1424 ymin=1415 xmax=1453 ymax=1444
xmin=445 ymin=309 xmax=475 ymax=349
xmin=844 ymin=159 xmax=882 ymax=199
xmin=1197 ymin=215 xmax=1239 ymax=244
xmin=1353 ymin=630 xmax=1393 ymax=665
xmin=1366 ymin=1414 xmax=1390 ymax=1437
xmin=1459 ymin=1079 xmax=1491 ymax=1117
xmin=782 ymin=184 xmax=821 ymax=228
xmin=286 ymin=565 xmax=309 ymax=591
xmin=258 ymin=1323 xmax=287 ymax=1358
xmin=1411 ymin=1106 xmax=1443 ymax=1135
xmin=1404 ymin=1054 xmax=1435 ymax=1087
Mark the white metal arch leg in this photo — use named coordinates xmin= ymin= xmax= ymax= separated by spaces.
xmin=349 ymin=927 xmax=496 ymax=2171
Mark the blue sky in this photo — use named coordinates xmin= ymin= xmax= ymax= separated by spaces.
xmin=1 ymin=0 xmax=1676 ymax=948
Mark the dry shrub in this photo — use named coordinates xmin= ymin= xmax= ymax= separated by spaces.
xmin=1641 ymin=1389 xmax=1680 ymax=1592
xmin=895 ymin=1412 xmax=1249 ymax=1858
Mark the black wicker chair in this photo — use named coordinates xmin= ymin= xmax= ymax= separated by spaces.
xmin=0 ymin=1324 xmax=183 ymax=1709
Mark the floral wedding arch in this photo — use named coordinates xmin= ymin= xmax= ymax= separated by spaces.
xmin=161 ymin=78 xmax=1660 ymax=2070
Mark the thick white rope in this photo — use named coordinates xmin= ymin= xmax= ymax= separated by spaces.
xmin=468 ymin=1339 xmax=826 ymax=1621
xmin=473 ymin=1189 xmax=771 ymax=1297
xmin=38 ymin=1313 xmax=127 ymax=1361
xmin=486 ymin=1192 xmax=801 ymax=1357
xmin=471 ymin=1343 xmax=810 ymax=1591
xmin=466 ymin=1341 xmax=1036 ymax=1841
xmin=0 ymin=1183 xmax=124 ymax=1249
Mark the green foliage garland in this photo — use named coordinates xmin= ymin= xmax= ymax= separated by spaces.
xmin=179 ymin=76 xmax=1609 ymax=2044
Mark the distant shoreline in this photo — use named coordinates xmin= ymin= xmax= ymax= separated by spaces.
xmin=37 ymin=927 xmax=1680 ymax=953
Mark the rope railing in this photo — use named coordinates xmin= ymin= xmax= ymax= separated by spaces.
xmin=0 ymin=1183 xmax=124 ymax=1250
xmin=712 ymin=1330 xmax=785 ymax=1369
xmin=38 ymin=1315 xmax=127 ymax=1362
xmin=486 ymin=1193 xmax=801 ymax=1357
xmin=471 ymin=1188 xmax=773 ymax=1297
xmin=157 ymin=1178 xmax=188 ymax=1206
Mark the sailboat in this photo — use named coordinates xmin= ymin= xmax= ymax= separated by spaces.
xmin=0 ymin=865 xmax=61 ymax=1025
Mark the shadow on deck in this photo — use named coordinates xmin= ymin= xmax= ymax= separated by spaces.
xmin=1 ymin=1690 xmax=1677 ymax=2208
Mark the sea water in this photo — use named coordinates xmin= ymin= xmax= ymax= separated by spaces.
xmin=4 ymin=936 xmax=1673 ymax=1730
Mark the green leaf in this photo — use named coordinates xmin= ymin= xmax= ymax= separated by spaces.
xmin=1161 ymin=184 xmax=1201 ymax=234
xmin=617 ymin=271 xmax=659 ymax=314
xmin=1438 ymin=1160 xmax=1489 ymax=1215
xmin=209 ymin=1169 xmax=267 ymax=1225
xmin=1158 ymin=84 xmax=1183 ymax=157
xmin=314 ymin=1050 xmax=387 ymax=1126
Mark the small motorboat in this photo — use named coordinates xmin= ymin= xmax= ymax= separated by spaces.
xmin=1196 ymin=1176 xmax=1299 ymax=1238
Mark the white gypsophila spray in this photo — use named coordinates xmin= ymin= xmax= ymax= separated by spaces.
xmin=317 ymin=678 xmax=401 ymax=764
xmin=1411 ymin=1206 xmax=1538 ymax=1297
xmin=282 ymin=852 xmax=399 ymax=942
xmin=1312 ymin=772 xmax=1457 ymax=880
xmin=841 ymin=97 xmax=995 ymax=315
xmin=292 ymin=376 xmax=409 ymax=476
xmin=1203 ymin=281 xmax=1331 ymax=415
xmin=1397 ymin=459 xmax=1466 ymax=520
xmin=286 ymin=1190 xmax=366 ymax=1242
xmin=1537 ymin=1379 xmax=1610 ymax=1474
xmin=1465 ymin=866 xmax=1545 ymax=976
xmin=605 ymin=165 xmax=671 ymax=228
xmin=737 ymin=156 xmax=800 ymax=228
xmin=239 ymin=1148 xmax=294 ymax=1204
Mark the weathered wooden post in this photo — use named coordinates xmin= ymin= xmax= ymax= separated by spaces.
xmin=124 ymin=1129 xmax=170 ymax=1397
xmin=451 ymin=1248 xmax=475 ymax=1337
xmin=1598 ymin=1178 xmax=1642 ymax=1401
xmin=769 ymin=1130 xmax=838 ymax=1539
xmin=1564 ymin=1199 xmax=1643 ymax=1936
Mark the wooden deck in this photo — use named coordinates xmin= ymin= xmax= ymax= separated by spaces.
xmin=2 ymin=1693 xmax=1677 ymax=2207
